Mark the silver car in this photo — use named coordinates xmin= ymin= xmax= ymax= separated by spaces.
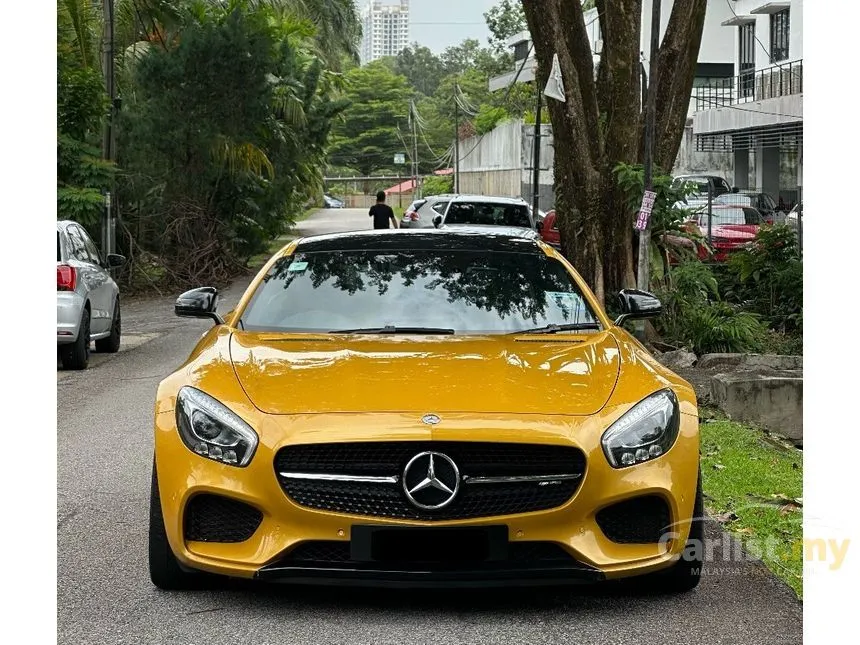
xmin=57 ymin=220 xmax=125 ymax=369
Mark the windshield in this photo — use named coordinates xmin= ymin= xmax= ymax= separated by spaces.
xmin=241 ymin=249 xmax=600 ymax=334
xmin=445 ymin=202 xmax=532 ymax=228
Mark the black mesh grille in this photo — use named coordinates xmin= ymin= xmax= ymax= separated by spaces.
xmin=595 ymin=496 xmax=671 ymax=544
xmin=274 ymin=442 xmax=586 ymax=521
xmin=184 ymin=494 xmax=263 ymax=543
xmin=282 ymin=540 xmax=575 ymax=564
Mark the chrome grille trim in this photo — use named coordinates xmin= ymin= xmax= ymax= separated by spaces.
xmin=279 ymin=472 xmax=399 ymax=484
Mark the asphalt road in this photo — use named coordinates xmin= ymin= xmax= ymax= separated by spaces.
xmin=58 ymin=208 xmax=802 ymax=645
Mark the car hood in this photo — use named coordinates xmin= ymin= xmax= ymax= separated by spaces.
xmin=229 ymin=331 xmax=621 ymax=416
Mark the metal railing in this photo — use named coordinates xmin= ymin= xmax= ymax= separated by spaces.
xmin=693 ymin=59 xmax=803 ymax=112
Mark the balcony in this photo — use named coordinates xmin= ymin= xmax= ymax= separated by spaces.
xmin=693 ymin=59 xmax=802 ymax=112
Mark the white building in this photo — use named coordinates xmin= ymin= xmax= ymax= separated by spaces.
xmin=359 ymin=0 xmax=410 ymax=66
xmin=692 ymin=0 xmax=802 ymax=204
xmin=490 ymin=0 xmax=737 ymax=115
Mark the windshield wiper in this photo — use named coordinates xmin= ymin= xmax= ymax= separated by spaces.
xmin=329 ymin=326 xmax=455 ymax=335
xmin=511 ymin=323 xmax=601 ymax=335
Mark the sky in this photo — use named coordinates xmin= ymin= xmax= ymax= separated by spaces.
xmin=358 ymin=0 xmax=500 ymax=54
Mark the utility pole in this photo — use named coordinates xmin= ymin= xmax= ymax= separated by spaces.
xmin=636 ymin=0 xmax=662 ymax=339
xmin=454 ymin=84 xmax=460 ymax=193
xmin=410 ymin=100 xmax=420 ymax=199
xmin=101 ymin=0 xmax=116 ymax=257
xmin=532 ymin=90 xmax=542 ymax=220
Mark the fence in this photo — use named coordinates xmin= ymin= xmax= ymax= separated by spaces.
xmin=693 ymin=60 xmax=803 ymax=112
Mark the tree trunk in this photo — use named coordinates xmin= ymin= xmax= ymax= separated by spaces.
xmin=522 ymin=0 xmax=707 ymax=303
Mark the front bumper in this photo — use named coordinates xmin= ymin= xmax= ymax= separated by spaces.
xmin=57 ymin=291 xmax=84 ymax=343
xmin=154 ymin=410 xmax=700 ymax=586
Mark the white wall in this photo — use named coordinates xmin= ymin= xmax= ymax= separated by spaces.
xmin=732 ymin=0 xmax=802 ymax=72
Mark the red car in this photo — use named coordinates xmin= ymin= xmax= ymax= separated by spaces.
xmin=690 ymin=205 xmax=764 ymax=262
xmin=538 ymin=210 xmax=561 ymax=249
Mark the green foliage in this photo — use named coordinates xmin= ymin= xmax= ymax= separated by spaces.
xmin=656 ymin=262 xmax=767 ymax=355
xmin=484 ymin=0 xmax=526 ymax=54
xmin=725 ymin=225 xmax=803 ymax=333
xmin=395 ymin=44 xmax=445 ymax=96
xmin=614 ymin=162 xmax=705 ymax=279
xmin=475 ymin=105 xmax=509 ymax=134
xmin=328 ymin=61 xmax=414 ymax=176
xmin=422 ymin=174 xmax=454 ymax=196
xmin=116 ymin=0 xmax=352 ymax=284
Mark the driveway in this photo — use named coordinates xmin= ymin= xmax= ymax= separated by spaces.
xmin=57 ymin=208 xmax=802 ymax=644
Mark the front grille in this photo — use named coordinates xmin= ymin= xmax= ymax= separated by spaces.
xmin=282 ymin=540 xmax=576 ymax=564
xmin=184 ymin=494 xmax=263 ymax=543
xmin=595 ymin=495 xmax=671 ymax=544
xmin=274 ymin=441 xmax=586 ymax=521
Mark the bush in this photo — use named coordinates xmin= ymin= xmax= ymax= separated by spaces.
xmin=422 ymin=174 xmax=453 ymax=196
xmin=725 ymin=225 xmax=802 ymax=333
xmin=655 ymin=261 xmax=768 ymax=355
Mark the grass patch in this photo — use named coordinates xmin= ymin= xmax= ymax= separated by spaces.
xmin=700 ymin=416 xmax=803 ymax=597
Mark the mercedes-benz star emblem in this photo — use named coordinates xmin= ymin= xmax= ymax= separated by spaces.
xmin=402 ymin=451 xmax=460 ymax=510
xmin=421 ymin=414 xmax=441 ymax=425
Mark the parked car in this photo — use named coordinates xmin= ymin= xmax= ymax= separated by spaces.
xmin=672 ymin=174 xmax=733 ymax=198
xmin=432 ymin=195 xmax=535 ymax=231
xmin=400 ymin=194 xmax=457 ymax=229
xmin=538 ymin=209 xmax=561 ymax=249
xmin=323 ymin=194 xmax=344 ymax=209
xmin=785 ymin=201 xmax=802 ymax=230
xmin=689 ymin=205 xmax=764 ymax=262
xmin=150 ymin=227 xmax=703 ymax=593
xmin=57 ymin=220 xmax=126 ymax=370
xmin=713 ymin=191 xmax=785 ymax=224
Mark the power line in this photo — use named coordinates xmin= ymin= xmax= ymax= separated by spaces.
xmin=458 ymin=42 xmax=535 ymax=165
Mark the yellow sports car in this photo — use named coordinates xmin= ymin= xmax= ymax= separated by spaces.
xmin=150 ymin=227 xmax=702 ymax=592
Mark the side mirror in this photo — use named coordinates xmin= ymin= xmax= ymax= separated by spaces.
xmin=614 ymin=289 xmax=662 ymax=326
xmin=106 ymin=253 xmax=126 ymax=268
xmin=175 ymin=287 xmax=224 ymax=325
xmin=433 ymin=214 xmax=443 ymax=228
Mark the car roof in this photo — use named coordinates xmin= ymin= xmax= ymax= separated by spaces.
xmin=293 ymin=228 xmax=545 ymax=255
xmin=449 ymin=194 xmax=528 ymax=205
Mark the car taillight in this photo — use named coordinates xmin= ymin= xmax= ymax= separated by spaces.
xmin=57 ymin=264 xmax=77 ymax=291
xmin=404 ymin=210 xmax=419 ymax=221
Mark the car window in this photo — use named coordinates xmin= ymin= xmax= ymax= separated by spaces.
xmin=79 ymin=227 xmax=103 ymax=265
xmin=66 ymin=226 xmax=92 ymax=263
xmin=716 ymin=179 xmax=731 ymax=195
xmin=743 ymin=207 xmax=764 ymax=225
xmin=431 ymin=201 xmax=448 ymax=214
xmin=445 ymin=202 xmax=531 ymax=228
xmin=241 ymin=249 xmax=600 ymax=334
xmin=699 ymin=208 xmax=749 ymax=226
xmin=57 ymin=231 xmax=63 ymax=261
xmin=408 ymin=200 xmax=426 ymax=211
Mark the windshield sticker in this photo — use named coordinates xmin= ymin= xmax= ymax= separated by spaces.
xmin=287 ymin=261 xmax=308 ymax=272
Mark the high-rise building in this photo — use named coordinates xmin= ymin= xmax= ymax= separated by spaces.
xmin=359 ymin=0 xmax=410 ymax=65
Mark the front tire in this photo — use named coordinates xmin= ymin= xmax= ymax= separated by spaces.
xmin=60 ymin=306 xmax=90 ymax=370
xmin=95 ymin=298 xmax=121 ymax=353
xmin=149 ymin=463 xmax=198 ymax=590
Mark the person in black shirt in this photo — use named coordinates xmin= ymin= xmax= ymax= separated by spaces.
xmin=369 ymin=191 xmax=398 ymax=230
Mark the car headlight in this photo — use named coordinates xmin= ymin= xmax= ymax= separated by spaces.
xmin=601 ymin=389 xmax=680 ymax=468
xmin=175 ymin=387 xmax=258 ymax=467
